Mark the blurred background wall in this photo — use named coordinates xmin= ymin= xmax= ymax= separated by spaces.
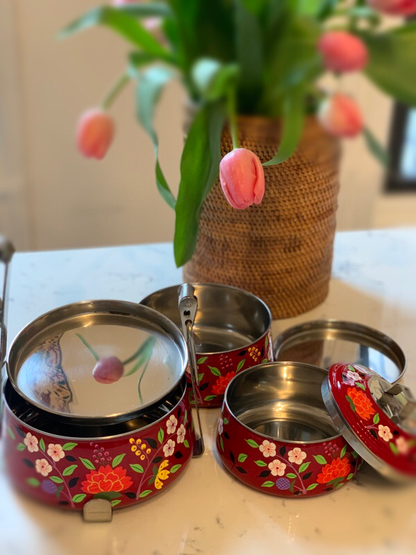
xmin=1 ymin=0 xmax=415 ymax=253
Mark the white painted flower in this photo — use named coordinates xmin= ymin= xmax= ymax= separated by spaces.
xmin=268 ymin=459 xmax=286 ymax=477
xmin=396 ymin=436 xmax=409 ymax=455
xmin=378 ymin=424 xmax=393 ymax=442
xmin=163 ymin=439 xmax=175 ymax=457
xmin=177 ymin=424 xmax=186 ymax=444
xmin=35 ymin=458 xmax=52 ymax=477
xmin=288 ymin=447 xmax=307 ymax=465
xmin=218 ymin=418 xmax=224 ymax=436
xmin=259 ymin=440 xmax=276 ymax=458
xmin=47 ymin=443 xmax=65 ymax=462
xmin=23 ymin=432 xmax=39 ymax=453
xmin=166 ymin=415 xmax=178 ymax=435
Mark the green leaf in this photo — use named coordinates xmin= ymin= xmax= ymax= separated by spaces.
xmin=72 ymin=493 xmax=87 ymax=503
xmin=265 ymin=335 xmax=269 ymax=350
xmin=198 ymin=373 xmax=204 ymax=382
xmin=245 ymin=439 xmax=259 ymax=448
xmin=299 ymin=0 xmax=338 ymax=19
xmin=299 ymin=462 xmax=311 ymax=473
xmin=204 ymin=395 xmax=217 ymax=401
xmin=264 ymin=86 xmax=305 ymax=166
xmin=173 ymin=101 xmax=225 ymax=267
xmin=62 ymin=442 xmax=78 ymax=451
xmin=158 ymin=428 xmax=165 ymax=444
xmin=208 ymin=366 xmax=221 ymax=377
xmin=261 ymin=481 xmax=275 ymax=488
xmin=340 ymin=445 xmax=347 ymax=459
xmin=313 ymin=455 xmax=327 ymax=465
xmin=254 ymin=460 xmax=267 ymax=467
xmin=27 ymin=478 xmax=40 ymax=487
xmin=55 ymin=485 xmax=63 ymax=499
xmin=16 ymin=443 xmax=26 ymax=451
xmin=171 ymin=464 xmax=182 ymax=473
xmin=192 ymin=58 xmax=239 ymax=102
xmin=116 ymin=3 xmax=172 ymax=18
xmin=136 ymin=67 xmax=176 ymax=209
xmin=49 ymin=476 xmax=64 ymax=484
xmin=60 ymin=7 xmax=175 ymax=64
xmin=389 ymin=442 xmax=399 ymax=456
xmin=306 ymin=482 xmax=319 ymax=491
xmin=7 ymin=427 xmax=15 ymax=440
xmin=223 ymin=417 xmax=229 ymax=425
xmin=352 ymin=451 xmax=359 ymax=459
xmin=356 ymin=382 xmax=366 ymax=391
xmin=139 ymin=489 xmax=152 ymax=498
xmin=346 ymin=395 xmax=356 ymax=412
xmin=347 ymin=473 xmax=354 ymax=481
xmin=184 ymin=439 xmax=190 ymax=449
xmin=362 ymin=23 xmax=416 ymax=107
xmin=79 ymin=458 xmax=96 ymax=470
xmin=111 ymin=499 xmax=122 ymax=507
xmin=197 ymin=357 xmax=208 ymax=365
xmin=238 ymin=453 xmax=248 ymax=463
xmin=63 ymin=465 xmax=78 ymax=476
xmin=112 ymin=453 xmax=126 ymax=468
xmin=236 ymin=360 xmax=245 ymax=373
xmin=286 ymin=473 xmax=297 ymax=479
xmin=130 ymin=464 xmax=144 ymax=473
xmin=39 ymin=438 xmax=45 ymax=452
xmin=220 ymin=436 xmax=224 ymax=452
xmin=373 ymin=413 xmax=380 ymax=425
xmin=94 ymin=491 xmax=121 ymax=500
xmin=363 ymin=127 xmax=390 ymax=168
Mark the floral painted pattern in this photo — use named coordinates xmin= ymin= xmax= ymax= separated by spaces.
xmin=24 ymin=433 xmax=39 ymax=453
xmin=35 ymin=459 xmax=52 ymax=477
xmin=288 ymin=448 xmax=307 ymax=465
xmin=259 ymin=440 xmax=276 ymax=458
xmin=316 ymin=457 xmax=351 ymax=484
xmin=268 ymin=460 xmax=286 ymax=476
xmin=346 ymin=387 xmax=375 ymax=420
xmin=212 ymin=372 xmax=236 ymax=396
xmin=47 ymin=444 xmax=65 ymax=462
xmin=81 ymin=465 xmax=133 ymax=494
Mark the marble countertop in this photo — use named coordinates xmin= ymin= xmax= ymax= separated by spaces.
xmin=1 ymin=228 xmax=416 ymax=555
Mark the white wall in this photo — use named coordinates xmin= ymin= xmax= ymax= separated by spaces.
xmin=0 ymin=1 xmax=415 ymax=253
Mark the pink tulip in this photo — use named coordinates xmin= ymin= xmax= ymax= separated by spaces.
xmin=76 ymin=108 xmax=115 ymax=160
xmin=318 ymin=93 xmax=363 ymax=138
xmin=220 ymin=148 xmax=265 ymax=210
xmin=93 ymin=357 xmax=124 ymax=384
xmin=367 ymin=0 xmax=416 ymax=15
xmin=112 ymin=0 xmax=142 ymax=5
xmin=318 ymin=31 xmax=368 ymax=73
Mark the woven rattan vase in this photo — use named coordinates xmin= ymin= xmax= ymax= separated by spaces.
xmin=183 ymin=115 xmax=341 ymax=319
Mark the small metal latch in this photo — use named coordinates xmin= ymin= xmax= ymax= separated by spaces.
xmin=375 ymin=380 xmax=416 ymax=434
xmin=82 ymin=499 xmax=113 ymax=522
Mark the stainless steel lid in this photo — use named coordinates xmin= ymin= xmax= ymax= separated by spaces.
xmin=7 ymin=300 xmax=187 ymax=423
xmin=274 ymin=320 xmax=406 ymax=383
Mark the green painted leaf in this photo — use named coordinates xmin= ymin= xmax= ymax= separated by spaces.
xmin=112 ymin=453 xmax=126 ymax=468
xmin=139 ymin=489 xmax=152 ymax=498
xmin=49 ymin=476 xmax=64 ymax=484
xmin=158 ymin=428 xmax=164 ymax=444
xmin=299 ymin=462 xmax=311 ymax=473
xmin=7 ymin=427 xmax=16 ymax=440
xmin=238 ymin=453 xmax=248 ymax=463
xmin=184 ymin=409 xmax=188 ymax=426
xmin=198 ymin=373 xmax=204 ymax=382
xmin=236 ymin=360 xmax=245 ymax=373
xmin=130 ymin=464 xmax=144 ymax=473
xmin=223 ymin=418 xmax=229 ymax=425
xmin=265 ymin=335 xmax=269 ymax=350
xmin=345 ymin=395 xmax=356 ymax=412
xmin=27 ymin=477 xmax=40 ymax=487
xmin=171 ymin=464 xmax=182 ymax=473
xmin=389 ymin=442 xmax=399 ymax=456
xmin=245 ymin=439 xmax=259 ymax=448
xmin=184 ymin=439 xmax=190 ymax=449
xmin=220 ymin=436 xmax=224 ymax=452
xmin=336 ymin=482 xmax=345 ymax=489
xmin=352 ymin=451 xmax=359 ymax=459
xmin=347 ymin=365 xmax=356 ymax=372
xmin=72 ymin=493 xmax=87 ymax=503
xmin=39 ymin=438 xmax=46 ymax=452
xmin=306 ymin=482 xmax=319 ymax=491
xmin=204 ymin=395 xmax=217 ymax=401
xmin=197 ymin=357 xmax=208 ymax=365
xmin=62 ymin=443 xmax=78 ymax=451
xmin=313 ymin=455 xmax=327 ymax=465
xmin=373 ymin=413 xmax=380 ymax=425
xmin=254 ymin=460 xmax=267 ymax=467
xmin=340 ymin=445 xmax=347 ymax=459
xmin=208 ymin=366 xmax=221 ymax=377
xmin=16 ymin=443 xmax=26 ymax=451
xmin=111 ymin=499 xmax=122 ymax=507
xmin=261 ymin=481 xmax=274 ymax=488
xmin=63 ymin=464 xmax=78 ymax=476
xmin=94 ymin=491 xmax=121 ymax=500
xmin=79 ymin=458 xmax=96 ymax=470
xmin=55 ymin=485 xmax=63 ymax=499
xmin=356 ymin=382 xmax=366 ymax=391
xmin=286 ymin=473 xmax=297 ymax=479
xmin=347 ymin=473 xmax=354 ymax=481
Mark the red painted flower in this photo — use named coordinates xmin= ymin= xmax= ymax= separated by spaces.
xmin=347 ymin=386 xmax=375 ymax=420
xmin=317 ymin=457 xmax=351 ymax=484
xmin=81 ymin=465 xmax=133 ymax=494
xmin=212 ymin=372 xmax=236 ymax=395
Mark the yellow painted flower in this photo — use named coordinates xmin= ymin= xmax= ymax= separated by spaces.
xmin=155 ymin=460 xmax=170 ymax=490
xmin=146 ymin=448 xmax=151 ymax=454
xmin=129 ymin=438 xmax=135 ymax=445
xmin=131 ymin=445 xmax=137 ymax=452
xmin=136 ymin=438 xmax=141 ymax=445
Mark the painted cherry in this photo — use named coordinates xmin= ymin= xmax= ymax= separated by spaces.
xmin=92 ymin=356 xmax=124 ymax=384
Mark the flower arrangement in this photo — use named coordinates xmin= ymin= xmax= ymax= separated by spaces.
xmin=63 ymin=0 xmax=416 ymax=266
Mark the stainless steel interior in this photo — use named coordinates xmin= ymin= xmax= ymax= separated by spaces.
xmin=226 ymin=362 xmax=340 ymax=443
xmin=274 ymin=320 xmax=406 ymax=383
xmin=141 ymin=283 xmax=271 ymax=353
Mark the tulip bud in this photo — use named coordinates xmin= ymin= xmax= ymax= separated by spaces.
xmin=220 ymin=148 xmax=265 ymax=210
xmin=76 ymin=108 xmax=115 ymax=160
xmin=318 ymin=31 xmax=368 ymax=73
xmin=93 ymin=357 xmax=124 ymax=384
xmin=367 ymin=0 xmax=416 ymax=16
xmin=318 ymin=93 xmax=363 ymax=138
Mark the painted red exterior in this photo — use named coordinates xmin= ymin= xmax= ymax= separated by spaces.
xmin=216 ymin=403 xmax=362 ymax=498
xmin=2 ymin=384 xmax=194 ymax=511
xmin=189 ymin=330 xmax=273 ymax=408
xmin=328 ymin=363 xmax=416 ymax=478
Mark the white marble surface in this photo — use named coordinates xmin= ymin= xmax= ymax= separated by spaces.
xmin=1 ymin=229 xmax=416 ymax=555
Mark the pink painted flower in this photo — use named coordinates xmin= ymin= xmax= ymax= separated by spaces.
xmin=344 ymin=370 xmax=363 ymax=386
xmin=288 ymin=447 xmax=307 ymax=465
xmin=163 ymin=439 xmax=175 ymax=457
xmin=395 ymin=436 xmax=409 ymax=455
xmin=318 ymin=93 xmax=363 ymax=138
xmin=76 ymin=108 xmax=115 ymax=160
xmin=378 ymin=424 xmax=393 ymax=442
xmin=268 ymin=459 xmax=287 ymax=477
xmin=92 ymin=356 xmax=124 ymax=384
xmin=367 ymin=0 xmax=416 ymax=16
xmin=23 ymin=432 xmax=39 ymax=453
xmin=177 ymin=424 xmax=186 ymax=444
xmin=47 ymin=444 xmax=65 ymax=463
xmin=35 ymin=459 xmax=53 ymax=477
xmin=220 ymin=148 xmax=265 ymax=210
xmin=167 ymin=415 xmax=178 ymax=435
xmin=218 ymin=418 xmax=224 ymax=436
xmin=319 ymin=31 xmax=368 ymax=73
xmin=259 ymin=440 xmax=276 ymax=458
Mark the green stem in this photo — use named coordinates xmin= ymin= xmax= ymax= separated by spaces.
xmin=137 ymin=359 xmax=150 ymax=405
xmin=227 ymin=87 xmax=240 ymax=149
xmin=101 ymin=72 xmax=130 ymax=110
xmin=76 ymin=333 xmax=99 ymax=362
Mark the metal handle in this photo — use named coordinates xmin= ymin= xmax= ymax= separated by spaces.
xmin=178 ymin=284 xmax=204 ymax=457
xmin=376 ymin=380 xmax=416 ymax=435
